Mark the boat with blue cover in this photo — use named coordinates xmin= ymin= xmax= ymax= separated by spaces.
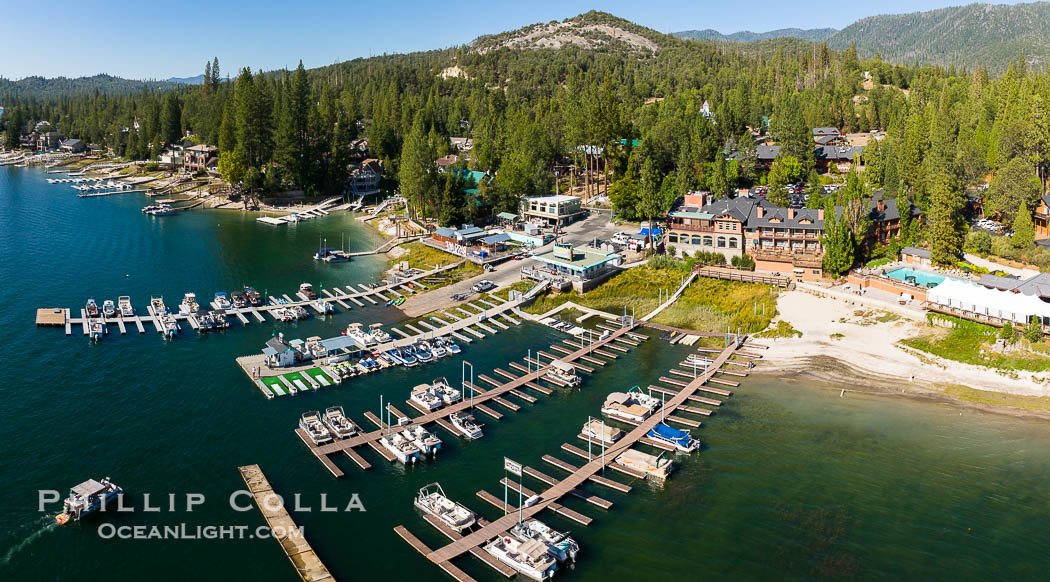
xmin=646 ymin=422 xmax=700 ymax=453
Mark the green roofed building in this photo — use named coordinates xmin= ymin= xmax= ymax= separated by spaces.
xmin=529 ymin=242 xmax=622 ymax=292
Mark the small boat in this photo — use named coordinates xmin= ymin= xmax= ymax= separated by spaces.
xmin=431 ymin=377 xmax=462 ymax=404
xmin=509 ymin=519 xmax=580 ymax=562
xmin=647 ymin=422 xmax=700 ymax=453
xmin=314 ymin=247 xmax=350 ymax=262
xmin=85 ymin=298 xmax=100 ymax=318
xmin=403 ymin=425 xmax=442 ymax=455
xmin=231 ymin=293 xmax=247 ymax=309
xmin=149 ymin=203 xmax=175 ymax=216
xmin=55 ymin=477 xmax=123 ymax=524
xmin=214 ymin=292 xmax=232 ymax=310
xmin=401 ymin=346 xmax=419 ymax=367
xmin=410 ymin=384 xmax=445 ymax=411
xmin=581 ymin=419 xmax=624 ymax=444
xmin=446 ymin=340 xmax=462 ymax=355
xmin=430 ymin=339 xmax=448 ymax=359
xmin=322 ymin=406 xmax=358 ymax=439
xmin=313 ymin=299 xmax=334 ymax=314
xmin=151 ymin=296 xmax=169 ymax=316
xmin=415 ymin=342 xmax=434 ymax=363
xmin=179 ymin=293 xmax=199 ymax=316
xmin=297 ymin=282 xmax=318 ymax=301
xmin=614 ymin=448 xmax=674 ymax=481
xmin=101 ymin=300 xmax=116 ymax=318
xmin=600 ymin=386 xmax=662 ymax=424
xmin=450 ymin=412 xmax=483 ymax=439
xmin=212 ymin=311 xmax=230 ymax=329
xmin=385 ymin=298 xmax=394 ymax=306
xmin=394 ymin=296 xmax=406 ymax=306
xmin=161 ymin=314 xmax=179 ymax=338
xmin=243 ymin=286 xmax=262 ymax=306
xmin=484 ymin=535 xmax=558 ymax=581
xmin=546 ymin=360 xmax=581 ymax=387
xmin=414 ymin=483 xmax=476 ymax=532
xmin=291 ymin=305 xmax=310 ymax=320
xmin=88 ymin=319 xmax=104 ymax=341
xmin=379 ymin=431 xmax=421 ymax=464
xmin=299 ymin=411 xmax=333 ymax=445
xmin=117 ymin=296 xmax=134 ymax=317
xmin=368 ymin=323 xmax=391 ymax=343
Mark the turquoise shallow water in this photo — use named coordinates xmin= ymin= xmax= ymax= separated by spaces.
xmin=2 ymin=166 xmax=1050 ymax=580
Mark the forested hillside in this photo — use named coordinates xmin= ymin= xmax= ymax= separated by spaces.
xmin=675 ymin=28 xmax=836 ymax=43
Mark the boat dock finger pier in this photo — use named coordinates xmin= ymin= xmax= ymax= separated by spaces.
xmin=237 ymin=464 xmax=334 ymax=582
xmin=390 ymin=337 xmax=757 ymax=582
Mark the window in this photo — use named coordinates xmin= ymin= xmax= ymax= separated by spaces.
xmin=812 ymin=270 xmax=820 ymax=275
xmin=701 ymin=235 xmax=712 ymax=246
xmin=668 ymin=233 xmax=678 ymax=243
xmin=729 ymin=238 xmax=738 ymax=249
xmin=717 ymin=236 xmax=726 ymax=248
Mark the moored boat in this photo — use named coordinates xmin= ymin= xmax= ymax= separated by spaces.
xmin=414 ymin=483 xmax=476 ymax=532
xmin=600 ymin=387 xmax=662 ymax=424
xmin=297 ymin=282 xmax=318 ymax=301
xmin=647 ymin=422 xmax=700 ymax=453
xmin=117 ymin=296 xmax=134 ymax=317
xmin=581 ymin=419 xmax=624 ymax=444
xmin=509 ymin=519 xmax=580 ymax=562
xmin=379 ymin=431 xmax=421 ymax=464
xmin=368 ymin=323 xmax=391 ymax=343
xmin=214 ymin=292 xmax=232 ymax=310
xmin=410 ymin=384 xmax=445 ymax=411
xmin=450 ymin=412 xmax=483 ymax=439
xmin=403 ymin=425 xmax=442 ymax=455
xmin=101 ymin=300 xmax=116 ymax=318
xmin=243 ymin=286 xmax=262 ymax=306
xmin=179 ymin=292 xmax=199 ymax=316
xmin=484 ymin=535 xmax=558 ymax=581
xmin=546 ymin=360 xmax=581 ymax=387
xmin=322 ymin=406 xmax=358 ymax=438
xmin=614 ymin=448 xmax=674 ymax=481
xmin=85 ymin=298 xmax=99 ymax=318
xmin=431 ymin=377 xmax=462 ymax=404
xmin=299 ymin=411 xmax=332 ymax=445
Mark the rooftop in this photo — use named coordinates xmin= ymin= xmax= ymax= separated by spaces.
xmin=532 ymin=245 xmax=620 ymax=271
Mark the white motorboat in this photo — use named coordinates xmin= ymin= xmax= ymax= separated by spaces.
xmin=179 ymin=292 xmax=199 ymax=316
xmin=161 ymin=314 xmax=179 ymax=338
xmin=368 ymin=323 xmax=391 ymax=343
xmin=414 ymin=483 xmax=476 ymax=532
xmin=313 ymin=299 xmax=334 ymax=314
xmin=581 ymin=419 xmax=624 ymax=445
xmin=150 ymin=296 xmax=168 ymax=316
xmin=509 ymin=519 xmax=580 ymax=562
xmin=450 ymin=412 xmax=483 ymax=439
xmin=101 ymin=300 xmax=116 ymax=318
xmin=410 ymin=384 xmax=445 ymax=412
xmin=403 ymin=426 xmax=442 ymax=455
xmin=379 ymin=431 xmax=421 ymax=464
xmin=88 ymin=319 xmax=105 ymax=341
xmin=430 ymin=338 xmax=448 ymax=358
xmin=431 ymin=377 xmax=462 ymax=404
xmin=322 ymin=406 xmax=358 ymax=439
xmin=484 ymin=535 xmax=558 ymax=581
xmin=214 ymin=292 xmax=233 ymax=310
xmin=299 ymin=411 xmax=332 ymax=445
xmin=600 ymin=387 xmax=662 ymax=424
xmin=297 ymin=282 xmax=318 ymax=301
xmin=85 ymin=298 xmax=100 ymax=318
xmin=345 ymin=323 xmax=376 ymax=347
xmin=647 ymin=422 xmax=700 ymax=453
xmin=117 ymin=296 xmax=134 ymax=317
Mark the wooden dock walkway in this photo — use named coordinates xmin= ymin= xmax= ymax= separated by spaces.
xmin=237 ymin=464 xmax=334 ymax=582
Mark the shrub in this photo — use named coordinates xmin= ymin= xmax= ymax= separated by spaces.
xmin=731 ymin=254 xmax=756 ymax=271
xmin=1025 ymin=318 xmax=1043 ymax=343
xmin=143 ymin=162 xmax=160 ymax=172
xmin=1000 ymin=321 xmax=1015 ymax=341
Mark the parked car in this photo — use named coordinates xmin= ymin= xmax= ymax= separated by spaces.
xmin=472 ymin=280 xmax=497 ymax=293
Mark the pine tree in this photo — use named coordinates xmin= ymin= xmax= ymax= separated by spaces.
xmin=1012 ymin=206 xmax=1035 ymax=249
xmin=821 ymin=199 xmax=855 ymax=276
xmin=399 ymin=115 xmax=434 ymax=220
xmin=160 ymin=92 xmax=182 ymax=145
xmin=927 ymin=172 xmax=966 ymax=265
xmin=211 ymin=57 xmax=220 ymax=88
xmin=203 ymin=61 xmax=212 ymax=95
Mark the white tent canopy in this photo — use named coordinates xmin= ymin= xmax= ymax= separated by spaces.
xmin=927 ymin=278 xmax=1050 ymax=324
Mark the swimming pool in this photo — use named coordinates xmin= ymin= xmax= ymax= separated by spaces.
xmin=885 ymin=267 xmax=947 ymax=287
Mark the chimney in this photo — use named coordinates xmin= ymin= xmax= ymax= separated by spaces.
xmin=756 ymin=206 xmax=764 ymax=218
xmin=818 ymin=208 xmax=825 ymax=221
xmin=788 ymin=208 xmax=795 ymax=219
xmin=877 ymin=200 xmax=886 ymax=213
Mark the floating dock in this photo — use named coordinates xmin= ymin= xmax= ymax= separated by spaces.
xmin=237 ymin=464 xmax=334 ymax=582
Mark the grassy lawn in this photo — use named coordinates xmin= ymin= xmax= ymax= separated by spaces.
xmin=942 ymin=385 xmax=1050 ymax=413
xmin=901 ymin=316 xmax=1050 ymax=372
xmin=390 ymin=242 xmax=482 ymax=291
xmin=523 ymin=264 xmax=777 ymax=333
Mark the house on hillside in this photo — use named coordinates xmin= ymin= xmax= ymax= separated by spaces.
xmin=862 ymin=191 xmax=922 ymax=245
xmin=745 ymin=202 xmax=826 ymax=281
xmin=59 ymin=138 xmax=85 ymax=153
xmin=450 ymin=137 xmax=473 ymax=151
xmin=755 ymin=145 xmax=780 ymax=169
xmin=184 ymin=144 xmax=218 ymax=172
xmin=1033 ymin=194 xmax=1050 ymax=239
xmin=347 ymin=159 xmax=383 ymax=196
xmin=813 ymin=127 xmax=842 ymax=143
xmin=815 ymin=145 xmax=864 ymax=173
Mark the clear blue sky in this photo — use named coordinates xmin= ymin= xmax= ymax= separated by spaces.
xmin=0 ymin=0 xmax=1031 ymax=80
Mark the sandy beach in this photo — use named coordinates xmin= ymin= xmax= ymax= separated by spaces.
xmin=755 ymin=290 xmax=1050 ymax=407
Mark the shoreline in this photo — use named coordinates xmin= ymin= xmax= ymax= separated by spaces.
xmin=758 ymin=289 xmax=1050 ymax=421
